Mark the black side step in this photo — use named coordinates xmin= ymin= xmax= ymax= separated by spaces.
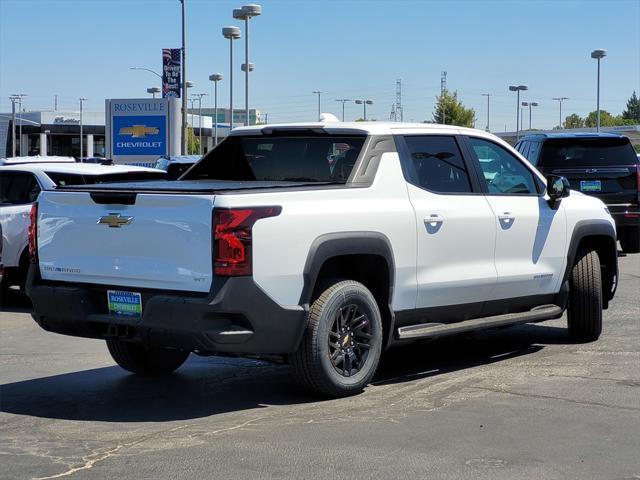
xmin=396 ymin=305 xmax=563 ymax=341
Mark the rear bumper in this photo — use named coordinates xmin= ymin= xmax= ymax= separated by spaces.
xmin=26 ymin=266 xmax=307 ymax=354
xmin=609 ymin=206 xmax=640 ymax=228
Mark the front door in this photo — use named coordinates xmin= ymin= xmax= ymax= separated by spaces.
xmin=465 ymin=136 xmax=567 ymax=300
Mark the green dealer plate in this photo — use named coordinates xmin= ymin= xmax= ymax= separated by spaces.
xmin=107 ymin=290 xmax=142 ymax=317
xmin=580 ymin=180 xmax=601 ymax=192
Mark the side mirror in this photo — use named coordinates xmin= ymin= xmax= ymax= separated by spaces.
xmin=547 ymin=175 xmax=570 ymax=207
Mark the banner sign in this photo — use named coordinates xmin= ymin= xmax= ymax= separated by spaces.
xmin=162 ymin=48 xmax=181 ymax=98
xmin=112 ymin=114 xmax=166 ymax=156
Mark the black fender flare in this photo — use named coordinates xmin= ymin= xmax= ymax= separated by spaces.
xmin=299 ymin=232 xmax=396 ymax=347
xmin=563 ymin=219 xmax=618 ymax=305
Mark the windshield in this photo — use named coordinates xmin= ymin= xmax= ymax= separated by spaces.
xmin=540 ymin=137 xmax=638 ymax=168
xmin=45 ymin=171 xmax=167 ymax=186
xmin=183 ymin=135 xmax=366 ymax=183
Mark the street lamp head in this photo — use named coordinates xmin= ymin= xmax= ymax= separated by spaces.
xmin=222 ymin=26 xmax=242 ymax=39
xmin=365 ymin=100 xmax=374 ymax=105
xmin=242 ymin=4 xmax=262 ymax=17
xmin=209 ymin=73 xmax=223 ymax=82
xmin=521 ymin=102 xmax=529 ymax=107
xmin=591 ymin=49 xmax=607 ymax=59
xmin=147 ymin=87 xmax=161 ymax=94
xmin=531 ymin=102 xmax=539 ymax=107
xmin=232 ymin=8 xmax=246 ymax=19
xmin=354 ymin=99 xmax=363 ymax=104
xmin=518 ymin=85 xmax=528 ymax=91
xmin=241 ymin=62 xmax=255 ymax=72
xmin=185 ymin=81 xmax=194 ymax=88
xmin=509 ymin=85 xmax=518 ymax=91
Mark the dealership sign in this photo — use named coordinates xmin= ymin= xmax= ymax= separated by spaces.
xmin=106 ymin=98 xmax=181 ymax=162
xmin=162 ymin=48 xmax=181 ymax=98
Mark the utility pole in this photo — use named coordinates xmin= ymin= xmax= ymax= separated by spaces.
xmin=312 ymin=91 xmax=322 ymax=121
xmin=481 ymin=93 xmax=491 ymax=132
xmin=79 ymin=98 xmax=87 ymax=161
xmin=9 ymin=96 xmax=17 ymax=157
xmin=552 ymin=97 xmax=568 ymax=128
xmin=392 ymin=79 xmax=403 ymax=122
xmin=440 ymin=71 xmax=447 ymax=124
xmin=54 ymin=95 xmax=58 ymax=111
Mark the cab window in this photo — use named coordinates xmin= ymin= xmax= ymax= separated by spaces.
xmin=0 ymin=172 xmax=41 ymax=205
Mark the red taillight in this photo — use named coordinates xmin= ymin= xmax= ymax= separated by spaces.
xmin=28 ymin=202 xmax=38 ymax=264
xmin=213 ymin=206 xmax=281 ymax=276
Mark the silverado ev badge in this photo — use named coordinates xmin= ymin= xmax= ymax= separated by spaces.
xmin=118 ymin=125 xmax=159 ymax=138
xmin=98 ymin=214 xmax=133 ymax=228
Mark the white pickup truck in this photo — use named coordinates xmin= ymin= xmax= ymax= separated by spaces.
xmin=27 ymin=122 xmax=618 ymax=396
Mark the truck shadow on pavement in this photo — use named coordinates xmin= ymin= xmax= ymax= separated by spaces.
xmin=0 ymin=323 xmax=573 ymax=423
xmin=0 ymin=288 xmax=32 ymax=313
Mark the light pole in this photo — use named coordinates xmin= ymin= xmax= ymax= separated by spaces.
xmin=147 ymin=87 xmax=161 ymax=98
xmin=192 ymin=93 xmax=208 ymax=155
xmin=130 ymin=66 xmax=163 ymax=80
xmin=209 ymin=73 xmax=223 ymax=146
xmin=509 ymin=84 xmax=528 ymax=140
xmin=312 ymin=91 xmax=322 ymax=121
xmin=552 ymin=97 xmax=568 ymax=128
xmin=223 ymin=26 xmax=242 ymax=130
xmin=79 ymin=98 xmax=87 ymax=161
xmin=354 ymin=99 xmax=373 ymax=121
xmin=481 ymin=93 xmax=490 ymax=132
xmin=523 ymin=101 xmax=539 ymax=130
xmin=335 ymin=99 xmax=351 ymax=121
xmin=591 ymin=49 xmax=607 ymax=132
xmin=233 ymin=4 xmax=261 ymax=126
xmin=180 ymin=0 xmax=188 ymax=154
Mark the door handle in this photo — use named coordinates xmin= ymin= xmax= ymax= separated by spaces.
xmin=424 ymin=214 xmax=444 ymax=225
xmin=498 ymin=212 xmax=514 ymax=222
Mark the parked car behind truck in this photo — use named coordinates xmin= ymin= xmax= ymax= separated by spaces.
xmin=516 ymin=133 xmax=640 ymax=253
xmin=27 ymin=122 xmax=617 ymax=396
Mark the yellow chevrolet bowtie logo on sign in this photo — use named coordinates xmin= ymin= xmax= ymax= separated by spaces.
xmin=98 ymin=214 xmax=134 ymax=228
xmin=118 ymin=125 xmax=159 ymax=138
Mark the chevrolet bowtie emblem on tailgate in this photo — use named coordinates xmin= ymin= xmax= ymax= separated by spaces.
xmin=98 ymin=214 xmax=134 ymax=228
xmin=118 ymin=125 xmax=159 ymax=138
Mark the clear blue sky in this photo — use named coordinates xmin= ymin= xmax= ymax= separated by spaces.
xmin=1 ymin=0 xmax=638 ymax=130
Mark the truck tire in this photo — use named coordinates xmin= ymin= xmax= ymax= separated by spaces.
xmin=290 ymin=280 xmax=383 ymax=397
xmin=106 ymin=339 xmax=189 ymax=375
xmin=619 ymin=227 xmax=640 ymax=254
xmin=567 ymin=249 xmax=602 ymax=341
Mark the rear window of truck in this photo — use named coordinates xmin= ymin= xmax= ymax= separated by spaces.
xmin=183 ymin=135 xmax=366 ymax=183
xmin=539 ymin=137 xmax=638 ymax=168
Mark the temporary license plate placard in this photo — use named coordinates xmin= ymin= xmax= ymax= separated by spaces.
xmin=580 ymin=180 xmax=601 ymax=192
xmin=107 ymin=290 xmax=142 ymax=317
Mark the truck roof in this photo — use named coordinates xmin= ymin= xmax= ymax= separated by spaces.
xmin=518 ymin=132 xmax=626 ymax=141
xmin=229 ymin=121 xmax=493 ymax=137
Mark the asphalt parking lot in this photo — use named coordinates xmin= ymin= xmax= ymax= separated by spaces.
xmin=1 ymin=253 xmax=638 ymax=480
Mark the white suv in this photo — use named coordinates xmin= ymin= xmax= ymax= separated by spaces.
xmin=0 ymin=162 xmax=165 ymax=293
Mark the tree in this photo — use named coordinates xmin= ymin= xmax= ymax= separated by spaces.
xmin=186 ymin=126 xmax=200 ymax=154
xmin=622 ymin=91 xmax=640 ymax=122
xmin=584 ymin=110 xmax=633 ymax=127
xmin=563 ymin=113 xmax=584 ymax=128
xmin=432 ymin=90 xmax=476 ymax=128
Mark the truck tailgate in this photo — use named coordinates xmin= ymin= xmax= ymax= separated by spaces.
xmin=37 ymin=191 xmax=214 ymax=292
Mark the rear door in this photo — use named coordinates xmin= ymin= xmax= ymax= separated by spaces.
xmin=397 ymin=134 xmax=498 ymax=310
xmin=537 ymin=137 xmax=639 ymax=206
xmin=464 ymin=136 xmax=567 ymax=300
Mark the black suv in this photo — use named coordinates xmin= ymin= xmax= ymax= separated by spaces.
xmin=516 ymin=133 xmax=640 ymax=253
